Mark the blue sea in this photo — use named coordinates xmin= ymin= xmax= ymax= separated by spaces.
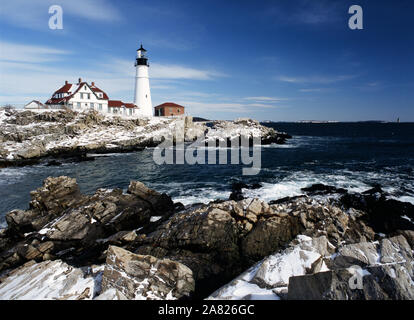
xmin=1 ymin=122 xmax=414 ymax=228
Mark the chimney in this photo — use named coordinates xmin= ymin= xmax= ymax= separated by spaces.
xmin=78 ymin=78 xmax=82 ymax=84
xmin=65 ymin=80 xmax=68 ymax=85
xmin=91 ymin=81 xmax=95 ymax=86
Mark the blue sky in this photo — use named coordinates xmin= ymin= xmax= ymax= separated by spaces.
xmin=0 ymin=0 xmax=413 ymax=121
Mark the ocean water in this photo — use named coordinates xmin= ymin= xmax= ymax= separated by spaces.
xmin=1 ymin=122 xmax=414 ymax=228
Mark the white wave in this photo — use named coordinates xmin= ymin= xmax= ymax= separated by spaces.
xmin=173 ymin=189 xmax=231 ymax=206
xmin=244 ymin=171 xmax=371 ymax=202
xmin=389 ymin=195 xmax=414 ymax=205
xmin=0 ymin=167 xmax=32 ymax=186
xmin=86 ymin=153 xmax=133 ymax=157
xmin=261 ymin=143 xmax=297 ymax=149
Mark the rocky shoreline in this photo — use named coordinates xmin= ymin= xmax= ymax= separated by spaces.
xmin=0 ymin=108 xmax=291 ymax=168
xmin=0 ymin=177 xmax=413 ymax=300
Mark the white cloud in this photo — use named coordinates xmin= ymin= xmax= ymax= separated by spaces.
xmin=0 ymin=0 xmax=121 ymax=30
xmin=277 ymin=74 xmax=357 ymax=84
xmin=0 ymin=41 xmax=228 ymax=105
xmin=243 ymin=96 xmax=287 ymax=102
xmin=0 ymin=41 xmax=70 ymax=63
xmin=97 ymin=58 xmax=227 ymax=81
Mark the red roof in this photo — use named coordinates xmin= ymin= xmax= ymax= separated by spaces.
xmin=46 ymin=81 xmax=109 ymax=105
xmin=155 ymin=102 xmax=185 ymax=109
xmin=108 ymin=100 xmax=138 ymax=108
xmin=90 ymin=85 xmax=109 ymax=100
xmin=108 ymin=100 xmax=123 ymax=107
xmin=54 ymin=83 xmax=73 ymax=94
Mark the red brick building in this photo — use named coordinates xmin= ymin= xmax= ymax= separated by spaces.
xmin=154 ymin=102 xmax=185 ymax=116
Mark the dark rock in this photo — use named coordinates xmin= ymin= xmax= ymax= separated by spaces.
xmin=46 ymin=160 xmax=62 ymax=166
xmin=229 ymin=182 xmax=248 ymax=201
xmin=288 ymin=261 xmax=414 ymax=300
xmin=301 ymin=184 xmax=347 ymax=195
xmin=127 ymin=181 xmax=174 ymax=215
xmin=339 ymin=187 xmax=414 ymax=234
xmin=1 ymin=177 xmax=176 ymax=272
xmin=241 ymin=216 xmax=303 ymax=262
xmin=5 ymin=176 xmax=82 ymax=235
xmin=268 ymin=195 xmax=306 ymax=205
xmin=229 ymin=182 xmax=263 ymax=201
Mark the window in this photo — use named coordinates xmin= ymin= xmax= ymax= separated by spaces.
xmin=129 ymin=109 xmax=132 ymax=115
xmin=90 ymin=103 xmax=94 ymax=108
xmin=98 ymin=104 xmax=102 ymax=110
xmin=87 ymin=93 xmax=90 ymax=100
xmin=84 ymin=85 xmax=87 ymax=90
xmin=80 ymin=93 xmax=84 ymax=99
xmin=77 ymin=102 xmax=81 ymax=108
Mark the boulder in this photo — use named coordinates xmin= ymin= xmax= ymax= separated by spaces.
xmin=127 ymin=181 xmax=174 ymax=215
xmin=252 ymin=236 xmax=332 ymax=289
xmin=6 ymin=176 xmax=82 ymax=234
xmin=101 ymin=246 xmax=195 ymax=300
xmin=379 ymin=235 xmax=412 ymax=264
xmin=332 ymin=242 xmax=380 ymax=268
xmin=241 ymin=215 xmax=303 ymax=262
xmin=287 ymin=261 xmax=414 ymax=300
xmin=339 ymin=187 xmax=414 ymax=234
xmin=136 ymin=205 xmax=241 ymax=281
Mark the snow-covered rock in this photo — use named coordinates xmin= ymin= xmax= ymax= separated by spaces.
xmin=0 ymin=260 xmax=102 ymax=300
xmin=208 ymin=235 xmax=334 ymax=300
xmin=0 ymin=109 xmax=289 ymax=164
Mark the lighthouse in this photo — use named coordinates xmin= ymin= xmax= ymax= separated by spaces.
xmin=134 ymin=44 xmax=153 ymax=117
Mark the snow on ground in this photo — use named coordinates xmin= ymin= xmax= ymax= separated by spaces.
xmin=207 ymin=235 xmax=330 ymax=300
xmin=0 ymin=260 xmax=102 ymax=300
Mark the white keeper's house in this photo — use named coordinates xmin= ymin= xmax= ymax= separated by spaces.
xmin=45 ymin=78 xmax=139 ymax=117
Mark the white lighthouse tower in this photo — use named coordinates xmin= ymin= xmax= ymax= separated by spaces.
xmin=134 ymin=44 xmax=153 ymax=117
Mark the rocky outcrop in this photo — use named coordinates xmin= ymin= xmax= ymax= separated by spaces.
xmin=202 ymin=118 xmax=291 ymax=147
xmin=0 ymin=109 xmax=291 ymax=167
xmin=208 ymin=235 xmax=333 ymax=300
xmin=287 ymin=235 xmax=414 ymax=300
xmin=0 ymin=176 xmax=175 ymax=272
xmin=209 ymin=233 xmax=414 ymax=300
xmin=101 ymin=246 xmax=194 ymax=300
xmin=1 ymin=179 xmax=413 ymax=300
